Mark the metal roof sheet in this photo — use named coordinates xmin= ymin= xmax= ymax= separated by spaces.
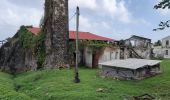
xmin=99 ymin=58 xmax=161 ymax=70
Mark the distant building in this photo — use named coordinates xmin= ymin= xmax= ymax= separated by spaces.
xmin=125 ymin=35 xmax=151 ymax=48
xmin=161 ymin=36 xmax=170 ymax=58
xmin=124 ymin=35 xmax=152 ymax=59
xmin=152 ymin=36 xmax=170 ymax=59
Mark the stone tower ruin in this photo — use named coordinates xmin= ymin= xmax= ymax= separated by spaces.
xmin=43 ymin=0 xmax=69 ymax=68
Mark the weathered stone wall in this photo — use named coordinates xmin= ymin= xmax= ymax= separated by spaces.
xmin=0 ymin=39 xmax=37 ymax=73
xmin=100 ymin=64 xmax=161 ymax=80
xmin=44 ymin=0 xmax=69 ymax=68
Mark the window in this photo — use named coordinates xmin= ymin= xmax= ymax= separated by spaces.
xmin=166 ymin=40 xmax=169 ymax=46
xmin=165 ymin=50 xmax=168 ymax=55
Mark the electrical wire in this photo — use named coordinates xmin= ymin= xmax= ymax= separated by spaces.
xmin=69 ymin=12 xmax=76 ymax=22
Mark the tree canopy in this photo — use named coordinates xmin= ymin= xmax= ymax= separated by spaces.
xmin=154 ymin=40 xmax=162 ymax=46
xmin=154 ymin=0 xmax=170 ymax=31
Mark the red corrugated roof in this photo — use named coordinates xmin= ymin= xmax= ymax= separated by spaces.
xmin=27 ymin=27 xmax=113 ymax=41
xmin=27 ymin=27 xmax=40 ymax=35
xmin=69 ymin=31 xmax=113 ymax=41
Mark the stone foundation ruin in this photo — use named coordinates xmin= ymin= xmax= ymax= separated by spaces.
xmin=99 ymin=59 xmax=161 ymax=80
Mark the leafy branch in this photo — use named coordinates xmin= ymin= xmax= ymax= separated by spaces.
xmin=153 ymin=20 xmax=170 ymax=31
xmin=153 ymin=0 xmax=170 ymax=31
xmin=154 ymin=0 xmax=170 ymax=9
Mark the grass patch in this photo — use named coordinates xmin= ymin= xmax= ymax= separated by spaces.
xmin=0 ymin=72 xmax=31 ymax=100
xmin=0 ymin=60 xmax=169 ymax=100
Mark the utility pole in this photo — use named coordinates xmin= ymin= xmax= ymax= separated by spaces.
xmin=74 ymin=6 xmax=80 ymax=83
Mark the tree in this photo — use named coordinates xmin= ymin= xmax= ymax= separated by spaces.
xmin=43 ymin=0 xmax=69 ymax=68
xmin=154 ymin=0 xmax=170 ymax=31
xmin=154 ymin=40 xmax=162 ymax=46
xmin=6 ymin=37 xmax=12 ymax=42
xmin=119 ymin=39 xmax=125 ymax=46
xmin=39 ymin=16 xmax=44 ymax=28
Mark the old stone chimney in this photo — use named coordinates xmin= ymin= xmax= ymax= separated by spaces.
xmin=43 ymin=0 xmax=69 ymax=68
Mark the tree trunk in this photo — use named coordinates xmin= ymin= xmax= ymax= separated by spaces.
xmin=43 ymin=0 xmax=69 ymax=68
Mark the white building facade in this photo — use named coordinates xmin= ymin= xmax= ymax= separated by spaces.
xmin=162 ymin=36 xmax=170 ymax=58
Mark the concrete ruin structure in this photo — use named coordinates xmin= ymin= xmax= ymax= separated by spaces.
xmin=123 ymin=35 xmax=152 ymax=59
xmin=98 ymin=35 xmax=161 ymax=80
xmin=153 ymin=46 xmax=163 ymax=58
xmin=85 ymin=46 xmax=120 ymax=68
xmin=99 ymin=59 xmax=161 ymax=80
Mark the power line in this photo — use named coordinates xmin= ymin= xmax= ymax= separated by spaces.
xmin=69 ymin=12 xmax=76 ymax=22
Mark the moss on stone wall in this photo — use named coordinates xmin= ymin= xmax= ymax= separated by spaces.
xmin=35 ymin=31 xmax=46 ymax=69
xmin=17 ymin=26 xmax=46 ymax=69
xmin=18 ymin=26 xmax=37 ymax=49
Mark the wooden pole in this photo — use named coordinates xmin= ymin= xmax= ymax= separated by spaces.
xmin=74 ymin=6 xmax=80 ymax=83
xmin=0 ymin=41 xmax=2 ymax=47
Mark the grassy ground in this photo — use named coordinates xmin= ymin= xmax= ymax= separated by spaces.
xmin=0 ymin=60 xmax=170 ymax=100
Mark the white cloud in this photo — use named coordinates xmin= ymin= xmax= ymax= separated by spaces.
xmin=158 ymin=8 xmax=170 ymax=16
xmin=0 ymin=0 xmax=43 ymax=40
xmin=69 ymin=0 xmax=132 ymax=24
xmin=79 ymin=16 xmax=92 ymax=31
xmin=0 ymin=0 xmax=157 ymax=41
xmin=69 ymin=15 xmax=113 ymax=38
xmin=69 ymin=0 xmax=97 ymax=10
xmin=101 ymin=0 xmax=131 ymax=23
xmin=0 ymin=0 xmax=43 ymax=27
xmin=69 ymin=0 xmax=151 ymax=41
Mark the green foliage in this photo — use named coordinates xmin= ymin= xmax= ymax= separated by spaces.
xmin=18 ymin=26 xmax=37 ymax=49
xmin=154 ymin=0 xmax=170 ymax=31
xmin=119 ymin=39 xmax=125 ymax=46
xmin=39 ymin=16 xmax=44 ymax=28
xmin=18 ymin=26 xmax=46 ymax=68
xmin=35 ymin=31 xmax=46 ymax=69
xmin=154 ymin=40 xmax=162 ymax=46
xmin=86 ymin=40 xmax=113 ymax=51
xmin=87 ymin=43 xmax=112 ymax=49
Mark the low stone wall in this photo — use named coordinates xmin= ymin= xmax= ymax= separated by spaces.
xmin=100 ymin=64 xmax=161 ymax=80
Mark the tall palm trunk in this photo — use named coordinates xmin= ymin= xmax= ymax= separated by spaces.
xmin=43 ymin=0 xmax=69 ymax=68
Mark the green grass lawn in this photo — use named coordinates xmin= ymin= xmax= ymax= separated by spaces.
xmin=0 ymin=60 xmax=170 ymax=100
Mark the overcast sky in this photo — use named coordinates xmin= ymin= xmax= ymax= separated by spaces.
xmin=0 ymin=0 xmax=170 ymax=42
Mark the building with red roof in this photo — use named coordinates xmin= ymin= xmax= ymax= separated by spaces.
xmin=25 ymin=26 xmax=119 ymax=68
xmin=26 ymin=27 xmax=113 ymax=42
